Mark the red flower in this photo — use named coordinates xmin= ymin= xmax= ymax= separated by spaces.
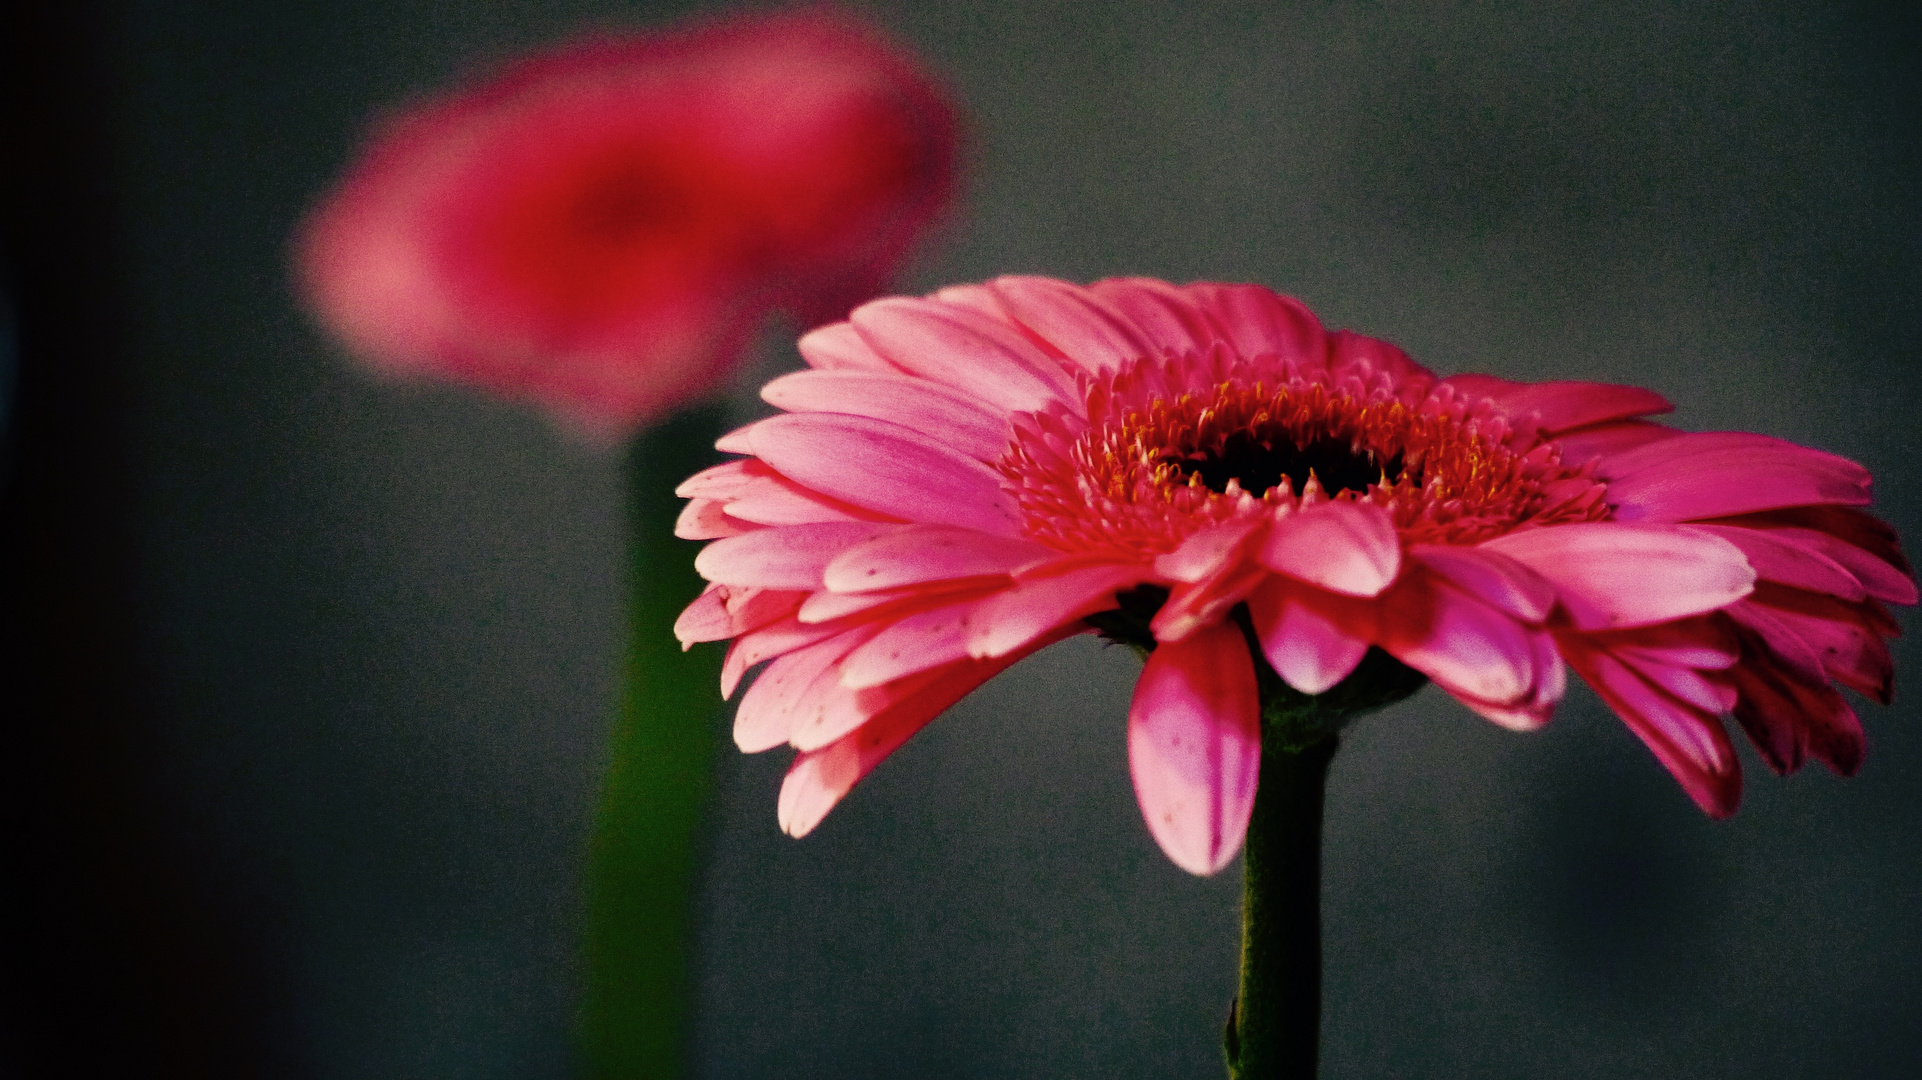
xmin=294 ymin=13 xmax=958 ymax=432
xmin=673 ymin=277 xmax=1912 ymax=874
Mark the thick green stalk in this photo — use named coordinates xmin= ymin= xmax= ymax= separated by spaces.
xmin=581 ymin=405 xmax=727 ymax=1079
xmin=1224 ymin=735 xmax=1336 ymax=1080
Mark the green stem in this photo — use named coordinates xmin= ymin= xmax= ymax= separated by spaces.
xmin=581 ymin=404 xmax=727 ymax=1080
xmin=1224 ymin=735 xmax=1336 ymax=1080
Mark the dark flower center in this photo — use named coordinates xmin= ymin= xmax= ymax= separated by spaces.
xmin=1164 ymin=431 xmax=1405 ymax=499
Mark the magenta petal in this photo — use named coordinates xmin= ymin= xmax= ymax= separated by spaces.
xmin=1150 ymin=565 xmax=1269 ymax=644
xmin=823 ymin=525 xmax=1052 ymax=594
xmin=1154 ymin=518 xmax=1265 ymax=584
xmin=1549 ymin=420 xmax=1681 ymax=464
xmin=1410 ymin=545 xmax=1556 ymax=623
xmin=1181 ymin=283 xmax=1326 ymax=369
xmin=990 ymin=276 xmax=1156 ymax=374
xmin=1486 ymin=381 xmax=1672 ymax=433
xmin=1715 ymin=521 xmax=1918 ymax=605
xmin=1088 ymin=277 xmax=1224 ymax=356
xmin=1692 ymin=525 xmax=1867 ymax=601
xmin=777 ymin=645 xmax=1051 ymax=837
xmin=1379 ymin=579 xmax=1559 ymax=726
xmin=760 ymin=369 xmax=1010 ymax=462
xmin=1127 ymin=621 xmax=1262 ymax=876
xmin=694 ymin=520 xmax=899 ymax=588
xmin=748 ymin=412 xmax=1022 ymax=535
xmin=1482 ymin=523 xmax=1755 ymax=629
xmin=1259 ymin=502 xmax=1402 ymax=597
xmin=1568 ymin=647 xmax=1741 ymax=817
xmin=1602 ymin=434 xmax=1873 ymax=521
xmin=1245 ymin=579 xmax=1370 ymax=695
xmin=796 ymin=320 xmax=899 ymax=373
xmin=850 ymin=296 xmax=1076 ymax=412
xmin=966 ymin=560 xmax=1140 ymax=658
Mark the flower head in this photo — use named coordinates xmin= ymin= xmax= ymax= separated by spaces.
xmin=675 ymin=276 xmax=1913 ymax=874
xmin=294 ymin=13 xmax=957 ymax=432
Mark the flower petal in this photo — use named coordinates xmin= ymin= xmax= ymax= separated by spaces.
xmin=1258 ymin=501 xmax=1402 ymax=597
xmin=748 ymin=412 xmax=1023 ymax=535
xmin=1127 ymin=621 xmax=1262 ymax=876
xmin=797 ymin=320 xmax=899 ymax=372
xmin=966 ymin=560 xmax=1141 ymax=658
xmin=850 ymin=296 xmax=1077 ymax=412
xmin=1378 ymin=575 xmax=1561 ymax=728
xmin=1691 ymin=524 xmax=1867 ymax=602
xmin=990 ymin=275 xmax=1157 ymax=374
xmin=1484 ymin=381 xmax=1673 ymax=433
xmin=1088 ymin=277 xmax=1224 ymax=356
xmin=838 ymin=591 xmax=998 ymax=691
xmin=1409 ymin=545 xmax=1556 ymax=623
xmin=760 ymin=369 xmax=1010 ymax=461
xmin=823 ymin=525 xmax=1052 ymax=594
xmin=1181 ymin=283 xmax=1326 ymax=370
xmin=1602 ymin=433 xmax=1873 ymax=521
xmin=1482 ymin=523 xmax=1755 ymax=629
xmin=732 ymin=625 xmax=878 ymax=752
xmin=1245 ymin=578 xmax=1371 ymax=695
xmin=694 ymin=521 xmax=899 ymax=588
xmin=1566 ymin=646 xmax=1741 ymax=817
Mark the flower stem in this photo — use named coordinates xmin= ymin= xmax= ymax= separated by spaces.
xmin=581 ymin=404 xmax=727 ymax=1079
xmin=1225 ymin=734 xmax=1337 ymax=1080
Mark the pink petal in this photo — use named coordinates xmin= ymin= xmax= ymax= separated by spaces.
xmin=1245 ymin=578 xmax=1371 ymax=695
xmin=748 ymin=412 xmax=1023 ymax=536
xmin=1723 ymin=647 xmax=1864 ymax=777
xmin=989 ymin=276 xmax=1157 ymax=374
xmin=721 ymin=472 xmax=889 ymax=527
xmin=1691 ymin=525 xmax=1866 ymax=602
xmin=759 ymin=369 xmax=1010 ymax=462
xmin=676 ymin=583 xmax=804 ymax=648
xmin=675 ymin=458 xmax=765 ymax=499
xmin=823 ymin=525 xmax=1052 ymax=594
xmin=776 ymin=643 xmax=1057 ymax=837
xmin=1258 ymin=501 xmax=1402 ymax=597
xmin=796 ymin=320 xmax=899 ymax=372
xmin=1566 ymin=647 xmax=1741 ymax=817
xmin=850 ymin=296 xmax=1076 ymax=412
xmin=966 ymin=560 xmax=1143 ymax=659
xmin=1154 ymin=518 xmax=1266 ymax=584
xmin=1587 ymin=617 xmax=1740 ymax=671
xmin=1438 ymin=373 xmax=1521 ymax=399
xmin=1150 ymin=564 xmax=1270 ymax=643
xmin=1409 ymin=545 xmax=1556 ymax=623
xmin=1721 ymin=505 xmax=1910 ymax=577
xmin=675 ymin=498 xmax=755 ymax=539
xmin=1740 ymin=586 xmax=1895 ymax=704
xmin=694 ymin=521 xmax=899 ymax=588
xmin=1485 ymin=381 xmax=1672 ymax=433
xmin=1602 ymin=434 xmax=1873 ymax=521
xmin=1378 ymin=576 xmax=1560 ymax=728
xmin=837 ymin=591 xmax=998 ymax=691
xmin=1482 ymin=523 xmax=1755 ymax=629
xmin=1181 ymin=283 xmax=1326 ymax=369
xmin=1708 ymin=514 xmax=1917 ymax=605
xmin=732 ymin=626 xmax=877 ymax=752
xmin=722 ymin=612 xmax=846 ymax=698
xmin=1127 ymin=621 xmax=1262 ymax=876
xmin=1088 ymin=277 xmax=1224 ymax=356
xmin=1327 ymin=330 xmax=1434 ymax=390
xmin=1550 ymin=420 xmax=1681 ymax=464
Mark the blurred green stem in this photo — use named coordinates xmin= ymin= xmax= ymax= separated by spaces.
xmin=582 ymin=405 xmax=726 ymax=1079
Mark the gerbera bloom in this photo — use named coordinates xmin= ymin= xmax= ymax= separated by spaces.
xmin=674 ymin=276 xmax=1913 ymax=875
xmin=294 ymin=12 xmax=957 ymax=432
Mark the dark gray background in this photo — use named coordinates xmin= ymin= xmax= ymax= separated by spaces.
xmin=8 ymin=1 xmax=1918 ymax=1077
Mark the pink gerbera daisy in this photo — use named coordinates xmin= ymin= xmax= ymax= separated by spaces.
xmin=674 ymin=275 xmax=1913 ymax=875
xmin=294 ymin=12 xmax=957 ymax=432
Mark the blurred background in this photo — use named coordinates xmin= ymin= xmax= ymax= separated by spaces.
xmin=7 ymin=1 xmax=1918 ymax=1077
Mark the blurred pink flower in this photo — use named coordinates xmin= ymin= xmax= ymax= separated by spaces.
xmin=294 ymin=13 xmax=957 ymax=432
xmin=674 ymin=276 xmax=1913 ymax=874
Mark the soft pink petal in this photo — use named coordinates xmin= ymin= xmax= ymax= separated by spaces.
xmin=760 ymin=369 xmax=1010 ymax=461
xmin=694 ymin=520 xmax=899 ymax=588
xmin=675 ymin=498 xmax=755 ymax=539
xmin=1378 ymin=576 xmax=1560 ymax=728
xmin=850 ymin=296 xmax=1076 ymax=412
xmin=796 ymin=320 xmax=899 ymax=372
xmin=1484 ymin=381 xmax=1672 ymax=433
xmin=1088 ymin=277 xmax=1224 ymax=356
xmin=1150 ymin=565 xmax=1270 ymax=643
xmin=1258 ymin=501 xmax=1402 ymax=597
xmin=823 ymin=525 xmax=1053 ymax=594
xmin=966 ymin=560 xmax=1143 ymax=658
xmin=1126 ymin=621 xmax=1262 ymax=876
xmin=722 ymin=612 xmax=847 ymax=698
xmin=836 ymin=591 xmax=997 ymax=691
xmin=1181 ymin=283 xmax=1326 ymax=369
xmin=1482 ymin=523 xmax=1755 ymax=629
xmin=1550 ymin=420 xmax=1681 ymax=464
xmin=1566 ymin=647 xmax=1741 ymax=817
xmin=675 ymin=458 xmax=765 ymax=500
xmin=748 ymin=412 xmax=1023 ymax=535
xmin=732 ymin=626 xmax=877 ymax=752
xmin=721 ymin=472 xmax=890 ymax=527
xmin=1601 ymin=434 xmax=1873 ymax=521
xmin=1245 ymin=578 xmax=1371 ymax=695
xmin=777 ymin=642 xmax=1058 ymax=837
xmin=990 ymin=276 xmax=1157 ymax=374
xmin=1410 ymin=545 xmax=1556 ymax=623
xmin=676 ymin=583 xmax=804 ymax=648
xmin=1154 ymin=518 xmax=1266 ymax=584
xmin=1692 ymin=525 xmax=1867 ymax=602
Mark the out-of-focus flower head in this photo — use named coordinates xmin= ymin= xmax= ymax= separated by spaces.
xmin=294 ymin=11 xmax=958 ymax=433
xmin=674 ymin=276 xmax=1913 ymax=875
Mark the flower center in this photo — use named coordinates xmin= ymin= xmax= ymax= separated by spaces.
xmin=997 ymin=354 xmax=1607 ymax=556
